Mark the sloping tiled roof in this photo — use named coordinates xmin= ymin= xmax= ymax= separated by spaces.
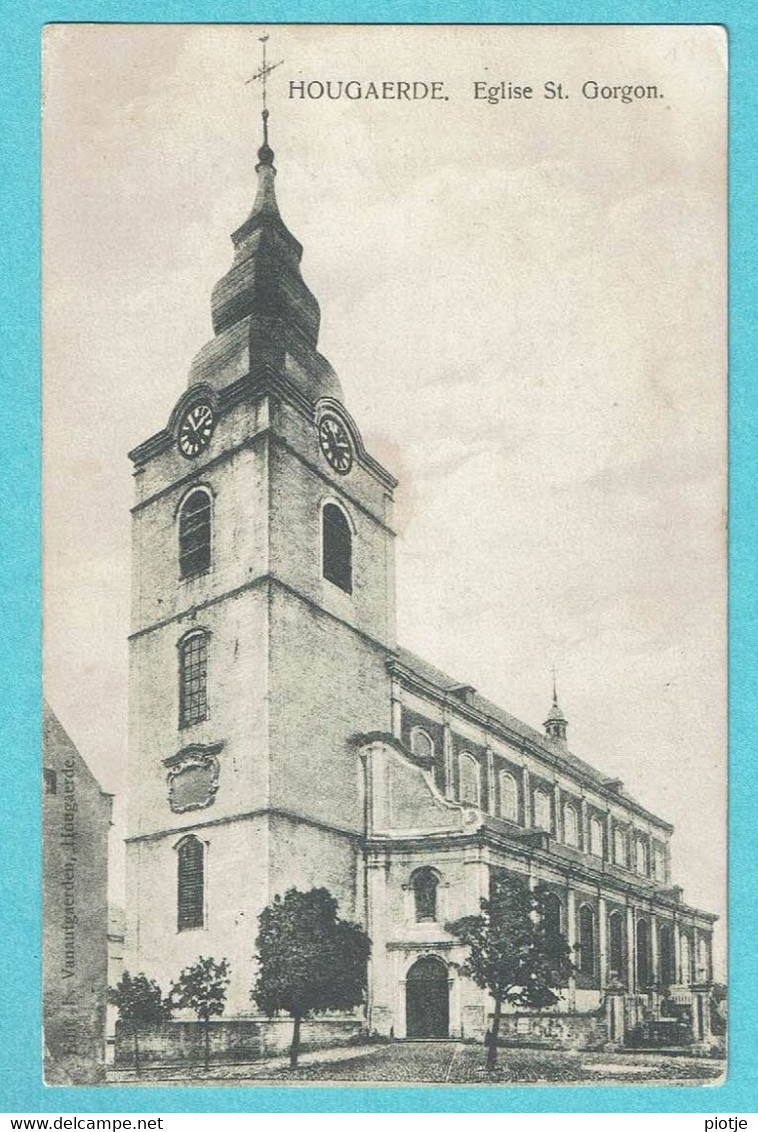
xmin=392 ymin=645 xmax=667 ymax=827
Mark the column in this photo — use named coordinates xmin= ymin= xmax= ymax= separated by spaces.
xmin=626 ymin=905 xmax=635 ymax=993
xmin=553 ymin=782 xmax=562 ymax=841
xmin=650 ymin=913 xmax=660 ymax=985
xmin=598 ymin=895 xmax=608 ymax=988
xmin=522 ymin=766 xmax=531 ymax=827
xmin=485 ymin=747 xmax=495 ymax=815
xmin=443 ymin=714 xmax=453 ymax=798
xmin=566 ymin=887 xmax=577 ymax=1009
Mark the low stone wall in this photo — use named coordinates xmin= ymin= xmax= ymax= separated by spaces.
xmin=114 ymin=1017 xmax=365 ymax=1067
xmin=494 ymin=1011 xmax=608 ymax=1051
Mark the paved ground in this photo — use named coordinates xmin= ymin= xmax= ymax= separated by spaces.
xmin=109 ymin=1040 xmax=726 ymax=1087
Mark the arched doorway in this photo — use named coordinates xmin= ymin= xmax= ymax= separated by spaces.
xmin=405 ymin=955 xmax=449 ymax=1038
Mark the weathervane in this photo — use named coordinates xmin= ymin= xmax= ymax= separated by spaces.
xmin=246 ymin=34 xmax=284 ymax=147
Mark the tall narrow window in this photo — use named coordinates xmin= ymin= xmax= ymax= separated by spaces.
xmin=635 ymin=836 xmax=648 ymax=875
xmin=179 ymin=630 xmax=208 ymax=728
xmin=179 ymin=489 xmax=212 ymax=578
xmin=411 ymin=867 xmax=439 ymax=922
xmin=697 ymin=936 xmax=709 ymax=982
xmin=609 ymin=910 xmax=625 ymax=981
xmin=590 ymin=816 xmax=604 ymax=857
xmin=653 ymin=844 xmax=666 ymax=881
xmin=499 ymin=771 xmax=518 ymax=821
xmin=659 ymin=924 xmax=675 ymax=985
xmin=534 ymin=789 xmax=551 ymax=831
xmin=681 ymin=934 xmax=692 ymax=984
xmin=459 ymin=753 xmax=480 ymax=806
xmin=322 ymin=502 xmax=352 ymax=593
xmin=578 ymin=904 xmax=595 ymax=976
xmin=613 ymin=827 xmax=627 ymax=867
xmin=636 ymin=919 xmax=650 ymax=987
xmin=177 ymin=836 xmax=204 ymax=931
xmin=564 ymin=803 xmax=578 ymax=847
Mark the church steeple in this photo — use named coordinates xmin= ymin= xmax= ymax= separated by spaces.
xmin=544 ymin=673 xmax=568 ymax=748
xmin=187 ymin=81 xmax=343 ymax=405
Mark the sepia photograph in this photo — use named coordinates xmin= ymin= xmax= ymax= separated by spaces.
xmin=41 ymin=23 xmax=726 ymax=1087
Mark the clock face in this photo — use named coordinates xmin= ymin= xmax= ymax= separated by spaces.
xmin=178 ymin=403 xmax=215 ymax=459
xmin=318 ymin=414 xmax=353 ymax=475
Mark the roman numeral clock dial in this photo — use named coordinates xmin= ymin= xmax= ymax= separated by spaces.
xmin=178 ymin=403 xmax=215 ymax=458
xmin=318 ymin=414 xmax=353 ymax=475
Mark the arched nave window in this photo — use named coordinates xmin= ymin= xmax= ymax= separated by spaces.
xmin=410 ymin=867 xmax=440 ymax=922
xmin=176 ymin=835 xmax=205 ymax=932
xmin=533 ymin=789 xmax=551 ymax=831
xmin=322 ymin=502 xmax=353 ymax=594
xmin=563 ymin=803 xmax=579 ymax=847
xmin=178 ymin=629 xmax=209 ymax=728
xmin=178 ymin=488 xmax=212 ymax=578
xmin=589 ymin=816 xmax=604 ymax=857
xmin=410 ymin=728 xmax=434 ymax=761
xmin=498 ymin=771 xmax=518 ymax=822
xmin=459 ymin=753 xmax=480 ymax=807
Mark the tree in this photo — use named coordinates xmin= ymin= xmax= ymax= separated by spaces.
xmin=108 ymin=971 xmax=171 ymax=1076
xmin=251 ymin=887 xmax=371 ymax=1068
xmin=447 ymin=874 xmax=575 ymax=1069
xmin=169 ymin=956 xmax=230 ymax=1070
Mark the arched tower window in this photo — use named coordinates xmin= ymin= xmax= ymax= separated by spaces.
xmin=563 ymin=803 xmax=578 ymax=847
xmin=410 ymin=728 xmax=434 ymax=761
xmin=178 ymin=488 xmax=212 ymax=578
xmin=578 ymin=904 xmax=595 ymax=976
xmin=459 ymin=752 xmax=480 ymax=806
xmin=177 ymin=836 xmax=205 ymax=931
xmin=533 ymin=789 xmax=551 ymax=831
xmin=609 ymin=910 xmax=625 ymax=981
xmin=590 ymin=816 xmax=604 ymax=857
xmin=411 ymin=867 xmax=440 ymax=922
xmin=178 ymin=630 xmax=209 ymax=728
xmin=322 ymin=502 xmax=352 ymax=594
xmin=636 ymin=918 xmax=650 ymax=987
xmin=498 ymin=771 xmax=518 ymax=822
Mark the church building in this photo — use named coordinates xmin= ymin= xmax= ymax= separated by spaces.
xmin=124 ymin=108 xmax=716 ymax=1051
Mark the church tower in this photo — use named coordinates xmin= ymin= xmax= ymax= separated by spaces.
xmin=124 ymin=109 xmax=397 ymax=1012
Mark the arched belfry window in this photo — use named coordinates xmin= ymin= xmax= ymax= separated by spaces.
xmin=579 ymin=904 xmax=595 ymax=976
xmin=177 ymin=835 xmax=205 ymax=931
xmin=178 ymin=488 xmax=212 ymax=578
xmin=322 ymin=502 xmax=352 ymax=594
xmin=411 ymin=867 xmax=440 ymax=922
xmin=459 ymin=752 xmax=480 ymax=806
xmin=179 ymin=630 xmax=209 ymax=728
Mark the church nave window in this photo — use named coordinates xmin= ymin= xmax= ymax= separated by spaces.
xmin=589 ymin=816 xmax=604 ymax=857
xmin=411 ymin=867 xmax=440 ymax=922
xmin=458 ymin=752 xmax=480 ymax=807
xmin=533 ymin=788 xmax=551 ymax=832
xmin=178 ymin=629 xmax=209 ymax=728
xmin=498 ymin=771 xmax=518 ymax=822
xmin=178 ymin=488 xmax=212 ymax=578
xmin=176 ymin=835 xmax=205 ymax=931
xmin=563 ymin=802 xmax=579 ymax=847
xmin=322 ymin=501 xmax=353 ymax=594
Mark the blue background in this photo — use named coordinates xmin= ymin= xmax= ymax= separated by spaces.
xmin=1 ymin=0 xmax=753 ymax=1114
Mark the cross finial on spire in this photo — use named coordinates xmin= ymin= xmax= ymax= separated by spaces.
xmin=246 ymin=34 xmax=284 ymax=166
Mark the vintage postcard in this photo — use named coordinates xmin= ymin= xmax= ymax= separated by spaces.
xmin=41 ymin=23 xmax=726 ymax=1087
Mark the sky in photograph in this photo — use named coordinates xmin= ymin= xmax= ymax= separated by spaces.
xmin=42 ymin=25 xmax=727 ymax=972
